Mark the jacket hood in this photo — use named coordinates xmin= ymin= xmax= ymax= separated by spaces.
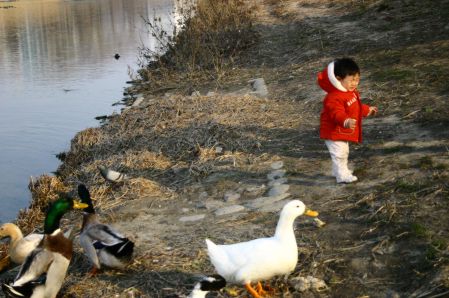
xmin=317 ymin=61 xmax=348 ymax=93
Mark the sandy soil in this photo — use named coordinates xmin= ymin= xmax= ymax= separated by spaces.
xmin=2 ymin=0 xmax=449 ymax=297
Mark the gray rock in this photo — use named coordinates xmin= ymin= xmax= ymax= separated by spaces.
xmin=385 ymin=289 xmax=401 ymax=298
xmin=268 ymin=184 xmax=290 ymax=196
xmin=245 ymin=193 xmax=290 ymax=209
xmin=131 ymin=96 xmax=144 ymax=107
xmin=201 ymin=200 xmax=224 ymax=210
xmin=267 ymin=169 xmax=287 ymax=180
xmin=270 ymin=161 xmax=284 ymax=170
xmin=214 ymin=205 xmax=245 ymax=216
xmin=223 ymin=191 xmax=241 ymax=202
xmin=206 ymin=91 xmax=216 ymax=96
xmin=258 ymin=199 xmax=291 ymax=213
xmin=289 ymin=276 xmax=327 ymax=292
xmin=248 ymin=78 xmax=268 ymax=98
xmin=191 ymin=90 xmax=201 ymax=97
xmin=350 ymin=257 xmax=369 ymax=272
xmin=268 ymin=177 xmax=288 ymax=187
xmin=179 ymin=214 xmax=206 ymax=222
xmin=245 ymin=184 xmax=266 ymax=193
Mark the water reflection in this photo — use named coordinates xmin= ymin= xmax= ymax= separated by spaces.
xmin=0 ymin=0 xmax=175 ymax=221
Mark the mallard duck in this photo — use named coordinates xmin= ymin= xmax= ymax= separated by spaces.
xmin=1 ymin=196 xmax=88 ymax=298
xmin=0 ymin=223 xmax=43 ymax=265
xmin=205 ymin=200 xmax=318 ymax=298
xmin=77 ymin=184 xmax=134 ymax=275
xmin=188 ymin=274 xmax=226 ymax=298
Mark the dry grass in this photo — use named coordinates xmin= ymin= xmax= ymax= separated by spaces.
xmin=3 ymin=0 xmax=449 ymax=297
xmin=138 ymin=0 xmax=258 ymax=86
xmin=56 ymin=93 xmax=299 ymax=186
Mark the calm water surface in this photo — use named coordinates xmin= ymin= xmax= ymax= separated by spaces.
xmin=0 ymin=0 xmax=175 ymax=221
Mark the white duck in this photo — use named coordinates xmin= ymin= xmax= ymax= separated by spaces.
xmin=0 ymin=223 xmax=43 ymax=265
xmin=205 ymin=200 xmax=318 ymax=298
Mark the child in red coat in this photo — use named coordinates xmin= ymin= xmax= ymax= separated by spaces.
xmin=318 ymin=58 xmax=378 ymax=183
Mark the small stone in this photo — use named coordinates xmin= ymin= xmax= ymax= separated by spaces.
xmin=203 ymin=200 xmax=224 ymax=210
xmin=313 ymin=218 xmax=326 ymax=228
xmin=172 ymin=166 xmax=185 ymax=174
xmin=181 ymin=208 xmax=190 ymax=213
xmin=259 ymin=199 xmax=291 ymax=213
xmin=191 ymin=90 xmax=201 ymax=97
xmin=268 ymin=177 xmax=288 ymax=187
xmin=214 ymin=205 xmax=245 ymax=216
xmin=289 ymin=276 xmax=310 ymax=292
xmin=267 ymin=169 xmax=286 ymax=180
xmin=289 ymin=276 xmax=327 ymax=292
xmin=245 ymin=184 xmax=266 ymax=193
xmin=131 ymin=96 xmax=144 ymax=107
xmin=179 ymin=214 xmax=206 ymax=222
xmin=215 ymin=146 xmax=223 ymax=154
xmin=248 ymin=78 xmax=268 ymax=98
xmin=268 ymin=184 xmax=290 ymax=196
xmin=224 ymin=191 xmax=241 ymax=202
xmin=350 ymin=258 xmax=369 ymax=272
xmin=307 ymin=276 xmax=327 ymax=291
xmin=385 ymin=289 xmax=401 ymax=298
xmin=206 ymin=91 xmax=216 ymax=96
xmin=246 ymin=193 xmax=290 ymax=209
xmin=270 ymin=161 xmax=284 ymax=170
xmin=199 ymin=191 xmax=208 ymax=200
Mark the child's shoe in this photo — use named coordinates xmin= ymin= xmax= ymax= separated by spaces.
xmin=337 ymin=175 xmax=358 ymax=184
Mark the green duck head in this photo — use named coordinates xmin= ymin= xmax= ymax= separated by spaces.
xmin=44 ymin=195 xmax=88 ymax=234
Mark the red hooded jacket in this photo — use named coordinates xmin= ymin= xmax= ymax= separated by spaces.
xmin=318 ymin=62 xmax=370 ymax=143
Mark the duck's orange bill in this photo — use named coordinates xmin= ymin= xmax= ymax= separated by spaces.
xmin=305 ymin=209 xmax=319 ymax=217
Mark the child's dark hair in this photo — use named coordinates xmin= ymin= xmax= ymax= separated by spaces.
xmin=334 ymin=58 xmax=360 ymax=78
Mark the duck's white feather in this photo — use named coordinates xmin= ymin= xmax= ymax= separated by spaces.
xmin=80 ymin=222 xmax=131 ymax=269
xmin=42 ymin=253 xmax=70 ymax=298
xmin=11 ymin=233 xmax=43 ymax=264
xmin=206 ymin=200 xmax=317 ymax=285
xmin=206 ymin=236 xmax=297 ymax=283
xmin=13 ymin=249 xmax=53 ymax=286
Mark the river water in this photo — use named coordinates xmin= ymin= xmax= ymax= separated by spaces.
xmin=0 ymin=0 xmax=175 ymax=221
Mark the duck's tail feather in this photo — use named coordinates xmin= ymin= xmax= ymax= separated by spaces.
xmin=94 ymin=239 xmax=134 ymax=260
xmin=2 ymin=275 xmax=46 ymax=298
xmin=205 ymin=239 xmax=232 ymax=276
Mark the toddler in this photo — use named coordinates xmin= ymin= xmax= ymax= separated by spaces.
xmin=318 ymin=58 xmax=377 ymax=183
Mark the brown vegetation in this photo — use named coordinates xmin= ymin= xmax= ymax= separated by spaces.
xmin=2 ymin=0 xmax=449 ymax=297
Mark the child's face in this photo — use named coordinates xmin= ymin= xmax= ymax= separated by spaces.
xmin=338 ymin=73 xmax=360 ymax=91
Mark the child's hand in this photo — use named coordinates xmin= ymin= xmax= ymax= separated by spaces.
xmin=368 ymin=106 xmax=378 ymax=116
xmin=344 ymin=118 xmax=357 ymax=129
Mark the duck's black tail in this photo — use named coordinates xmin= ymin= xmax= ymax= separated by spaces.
xmin=2 ymin=275 xmax=46 ymax=298
xmin=106 ymin=239 xmax=134 ymax=259
xmin=199 ymin=274 xmax=227 ymax=291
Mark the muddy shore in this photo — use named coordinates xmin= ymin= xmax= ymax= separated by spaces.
xmin=1 ymin=0 xmax=449 ymax=297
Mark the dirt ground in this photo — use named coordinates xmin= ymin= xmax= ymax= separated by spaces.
xmin=2 ymin=0 xmax=449 ymax=297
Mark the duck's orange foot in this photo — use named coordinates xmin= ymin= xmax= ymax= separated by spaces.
xmin=256 ymin=282 xmax=268 ymax=296
xmin=263 ymin=282 xmax=275 ymax=294
xmin=87 ymin=266 xmax=100 ymax=276
xmin=245 ymin=283 xmax=264 ymax=298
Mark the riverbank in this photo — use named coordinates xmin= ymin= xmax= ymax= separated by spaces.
xmin=3 ymin=0 xmax=449 ymax=297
